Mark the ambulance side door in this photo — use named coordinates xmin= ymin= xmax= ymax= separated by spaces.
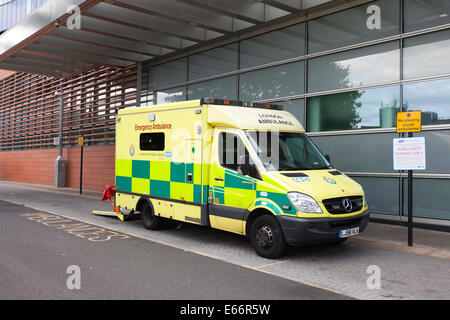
xmin=210 ymin=128 xmax=256 ymax=234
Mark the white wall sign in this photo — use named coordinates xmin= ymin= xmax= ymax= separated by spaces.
xmin=393 ymin=137 xmax=426 ymax=170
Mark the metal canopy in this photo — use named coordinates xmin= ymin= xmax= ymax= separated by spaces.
xmin=0 ymin=0 xmax=337 ymax=78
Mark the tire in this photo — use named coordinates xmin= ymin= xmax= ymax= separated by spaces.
xmin=141 ymin=200 xmax=163 ymax=230
xmin=250 ymin=214 xmax=288 ymax=259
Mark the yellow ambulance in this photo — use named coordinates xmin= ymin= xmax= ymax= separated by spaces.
xmin=115 ymin=98 xmax=369 ymax=258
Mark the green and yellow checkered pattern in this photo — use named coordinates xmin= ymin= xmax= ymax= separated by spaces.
xmin=210 ymin=167 xmax=297 ymax=216
xmin=116 ymin=159 xmax=208 ymax=203
xmin=116 ymin=159 xmax=296 ymax=215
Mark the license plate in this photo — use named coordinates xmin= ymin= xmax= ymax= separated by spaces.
xmin=339 ymin=227 xmax=359 ymax=238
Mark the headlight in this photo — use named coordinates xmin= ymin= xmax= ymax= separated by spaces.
xmin=287 ymin=192 xmax=322 ymax=213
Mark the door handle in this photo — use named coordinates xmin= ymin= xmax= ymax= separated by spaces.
xmin=214 ymin=177 xmax=224 ymax=182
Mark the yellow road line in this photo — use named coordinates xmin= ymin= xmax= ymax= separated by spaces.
xmin=241 ymin=265 xmax=272 ymax=275
xmin=192 ymin=251 xmax=220 ymax=260
xmin=301 ymin=281 xmax=342 ymax=295
xmin=252 ymin=259 xmax=290 ymax=270
xmin=126 ymin=233 xmax=181 ymax=249
xmin=19 ymin=212 xmax=45 ymax=214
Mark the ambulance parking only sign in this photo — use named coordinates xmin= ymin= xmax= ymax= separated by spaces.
xmin=393 ymin=137 xmax=426 ymax=170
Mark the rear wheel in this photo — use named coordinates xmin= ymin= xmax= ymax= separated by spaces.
xmin=250 ymin=214 xmax=287 ymax=259
xmin=141 ymin=200 xmax=163 ymax=230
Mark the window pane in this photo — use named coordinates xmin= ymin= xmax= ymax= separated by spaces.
xmin=352 ymin=176 xmax=399 ymax=215
xmin=407 ymin=130 xmax=450 ymax=174
xmin=303 ymin=0 xmax=331 ymax=9
xmin=308 ymin=0 xmax=399 ymax=54
xmin=189 ymin=44 xmax=237 ymax=81
xmin=188 ymin=76 xmax=237 ymax=100
xmin=403 ymin=29 xmax=450 ymax=79
xmin=147 ymin=58 xmax=187 ymax=89
xmin=240 ymin=23 xmax=305 ymax=69
xmin=309 ymin=132 xmax=398 ymax=173
xmin=403 ymin=78 xmax=450 ymax=126
xmin=246 ymin=131 xmax=331 ymax=171
xmin=141 ymin=91 xmax=155 ymax=106
xmin=403 ymin=178 xmax=450 ymax=220
xmin=404 ymin=0 xmax=450 ymax=32
xmin=219 ymin=132 xmax=248 ymax=171
xmin=281 ymin=99 xmax=305 ymax=127
xmin=140 ymin=133 xmax=165 ymax=151
xmin=156 ymin=86 xmax=186 ymax=104
xmin=308 ymin=41 xmax=399 ymax=93
xmin=307 ymin=86 xmax=400 ymax=132
xmin=239 ymin=61 xmax=304 ymax=101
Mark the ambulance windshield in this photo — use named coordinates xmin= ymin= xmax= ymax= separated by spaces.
xmin=245 ymin=131 xmax=332 ymax=171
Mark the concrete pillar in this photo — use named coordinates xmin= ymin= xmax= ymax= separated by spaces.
xmin=54 ymin=84 xmax=66 ymax=187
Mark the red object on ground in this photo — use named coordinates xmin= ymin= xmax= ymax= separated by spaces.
xmin=100 ymin=185 xmax=121 ymax=212
xmin=101 ymin=185 xmax=116 ymax=201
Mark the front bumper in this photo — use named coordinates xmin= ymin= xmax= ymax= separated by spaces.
xmin=277 ymin=209 xmax=369 ymax=246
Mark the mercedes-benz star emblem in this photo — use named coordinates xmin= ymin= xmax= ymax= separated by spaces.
xmin=342 ymin=198 xmax=353 ymax=212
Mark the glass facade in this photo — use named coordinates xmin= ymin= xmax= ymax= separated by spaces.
xmin=308 ymin=0 xmax=399 ymax=53
xmin=141 ymin=0 xmax=450 ymax=223
xmin=240 ymin=23 xmax=305 ymax=68
xmin=307 ymin=86 xmax=400 ymax=132
xmin=404 ymin=0 xmax=450 ymax=32
xmin=403 ymin=29 xmax=450 ymax=79
xmin=239 ymin=61 xmax=304 ymax=101
xmin=188 ymin=76 xmax=237 ymax=100
xmin=188 ymin=44 xmax=238 ymax=81
xmin=403 ymin=79 xmax=450 ymax=126
xmin=308 ymin=41 xmax=400 ymax=93
xmin=156 ymin=86 xmax=187 ymax=105
xmin=0 ymin=0 xmax=46 ymax=32
xmin=310 ymin=132 xmax=398 ymax=174
xmin=353 ymin=177 xmax=400 ymax=215
xmin=403 ymin=178 xmax=450 ymax=220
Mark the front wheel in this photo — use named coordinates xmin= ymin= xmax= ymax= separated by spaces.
xmin=250 ymin=215 xmax=288 ymax=259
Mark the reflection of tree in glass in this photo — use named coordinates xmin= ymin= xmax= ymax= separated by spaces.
xmin=188 ymin=82 xmax=234 ymax=100
xmin=308 ymin=62 xmax=362 ymax=131
xmin=162 ymin=92 xmax=184 ymax=103
xmin=240 ymin=64 xmax=301 ymax=101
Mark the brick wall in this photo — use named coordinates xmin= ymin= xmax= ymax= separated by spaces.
xmin=0 ymin=145 xmax=115 ymax=191
xmin=0 ymin=70 xmax=15 ymax=80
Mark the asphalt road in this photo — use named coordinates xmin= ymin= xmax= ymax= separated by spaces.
xmin=0 ymin=200 xmax=350 ymax=300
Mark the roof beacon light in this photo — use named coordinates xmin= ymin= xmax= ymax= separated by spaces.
xmin=200 ymin=97 xmax=282 ymax=110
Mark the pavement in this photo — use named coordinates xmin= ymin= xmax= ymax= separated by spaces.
xmin=0 ymin=180 xmax=449 ymax=300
